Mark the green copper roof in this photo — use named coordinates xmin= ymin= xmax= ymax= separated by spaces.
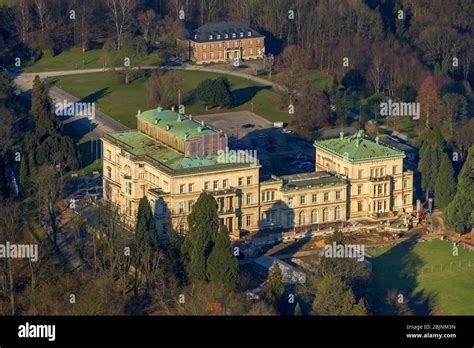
xmin=104 ymin=130 xmax=257 ymax=175
xmin=314 ymin=131 xmax=405 ymax=162
xmin=281 ymin=172 xmax=346 ymax=192
xmin=137 ymin=108 xmax=215 ymax=140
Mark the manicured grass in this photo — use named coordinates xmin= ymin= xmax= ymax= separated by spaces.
xmin=24 ymin=47 xmax=165 ymax=72
xmin=380 ymin=116 xmax=418 ymax=139
xmin=370 ymin=240 xmax=474 ymax=315
xmin=268 ymin=69 xmax=332 ymax=91
xmin=50 ymin=70 xmax=289 ymax=128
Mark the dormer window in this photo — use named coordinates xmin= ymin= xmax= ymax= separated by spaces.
xmin=224 ymin=33 xmax=228 ymax=39
xmin=194 ymin=34 xmax=197 ymax=40
xmin=232 ymin=32 xmax=236 ymax=38
xmin=209 ymin=34 xmax=213 ymax=40
xmin=217 ymin=34 xmax=221 ymax=39
xmin=239 ymin=32 xmax=243 ymax=37
xmin=248 ymin=31 xmax=251 ymax=37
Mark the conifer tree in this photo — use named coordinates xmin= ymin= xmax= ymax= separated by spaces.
xmin=207 ymin=225 xmax=238 ymax=290
xmin=312 ymin=274 xmax=367 ymax=316
xmin=263 ymin=263 xmax=285 ymax=308
xmin=181 ymin=192 xmax=219 ymax=281
xmin=434 ymin=153 xmax=456 ymax=208
xmin=445 ymin=147 xmax=474 ymax=233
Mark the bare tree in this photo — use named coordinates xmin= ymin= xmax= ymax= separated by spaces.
xmin=32 ymin=166 xmax=63 ymax=246
xmin=106 ymin=0 xmax=136 ymax=51
xmin=33 ymin=0 xmax=50 ymax=40
xmin=0 ymin=200 xmax=23 ymax=315
xmin=138 ymin=9 xmax=156 ymax=46
xmin=12 ymin=0 xmax=32 ymax=44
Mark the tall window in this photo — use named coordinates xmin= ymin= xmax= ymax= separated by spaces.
xmin=124 ymin=165 xmax=131 ymax=177
xmin=126 ymin=182 xmax=132 ymax=195
xmin=246 ymin=193 xmax=252 ymax=205
xmin=223 ymin=179 xmax=228 ymax=189
xmin=322 ymin=208 xmax=329 ymax=222
xmin=204 ymin=181 xmax=210 ymax=190
xmin=106 ymin=166 xmax=112 ymax=179
xmin=247 ymin=176 xmax=252 ymax=185
xmin=238 ymin=177 xmax=243 ymax=186
xmin=357 ymin=185 xmax=363 ymax=195
xmin=213 ymin=180 xmax=218 ymax=190
xmin=335 ymin=191 xmax=341 ymax=200
xmin=300 ymin=195 xmax=306 ymax=205
xmin=178 ymin=201 xmax=185 ymax=214
xmin=335 ymin=206 xmax=341 ymax=220
xmin=287 ymin=212 xmax=294 ymax=226
xmin=312 ymin=194 xmax=318 ymax=203
xmin=288 ymin=197 xmax=294 ymax=208
xmin=323 ymin=192 xmax=329 ymax=202
xmin=311 ymin=209 xmax=318 ymax=224
xmin=180 ymin=184 xmax=185 ymax=193
xmin=189 ymin=183 xmax=194 ymax=192
xmin=299 ymin=211 xmax=306 ymax=225
xmin=246 ymin=215 xmax=251 ymax=227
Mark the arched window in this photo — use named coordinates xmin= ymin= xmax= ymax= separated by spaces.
xmin=322 ymin=208 xmax=329 ymax=222
xmin=287 ymin=212 xmax=294 ymax=226
xmin=335 ymin=206 xmax=341 ymax=220
xmin=299 ymin=211 xmax=305 ymax=225
xmin=124 ymin=164 xmax=131 ymax=177
xmin=311 ymin=209 xmax=318 ymax=224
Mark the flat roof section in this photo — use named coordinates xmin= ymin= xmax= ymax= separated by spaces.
xmin=281 ymin=172 xmax=346 ymax=192
xmin=104 ymin=130 xmax=256 ymax=175
xmin=314 ymin=131 xmax=405 ymax=162
xmin=137 ymin=108 xmax=215 ymax=141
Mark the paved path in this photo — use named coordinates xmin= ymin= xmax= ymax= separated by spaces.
xmin=11 ymin=63 xmax=279 ymax=138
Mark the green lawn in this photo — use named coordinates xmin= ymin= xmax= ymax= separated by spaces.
xmin=24 ymin=47 xmax=165 ymax=72
xmin=306 ymin=70 xmax=333 ymax=90
xmin=50 ymin=70 xmax=288 ymax=128
xmin=268 ymin=69 xmax=332 ymax=91
xmin=369 ymin=239 xmax=474 ymax=315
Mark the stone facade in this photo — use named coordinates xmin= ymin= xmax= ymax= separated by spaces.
xmin=101 ymin=110 xmax=414 ymax=238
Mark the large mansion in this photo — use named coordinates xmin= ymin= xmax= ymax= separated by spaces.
xmin=101 ymin=108 xmax=413 ymax=238
xmin=178 ymin=21 xmax=265 ymax=64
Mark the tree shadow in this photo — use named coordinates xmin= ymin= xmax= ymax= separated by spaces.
xmin=232 ymin=85 xmax=271 ymax=107
xmin=372 ymin=238 xmax=436 ymax=315
xmin=79 ymin=87 xmax=110 ymax=104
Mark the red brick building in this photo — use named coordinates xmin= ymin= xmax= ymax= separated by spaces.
xmin=178 ymin=21 xmax=265 ymax=64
